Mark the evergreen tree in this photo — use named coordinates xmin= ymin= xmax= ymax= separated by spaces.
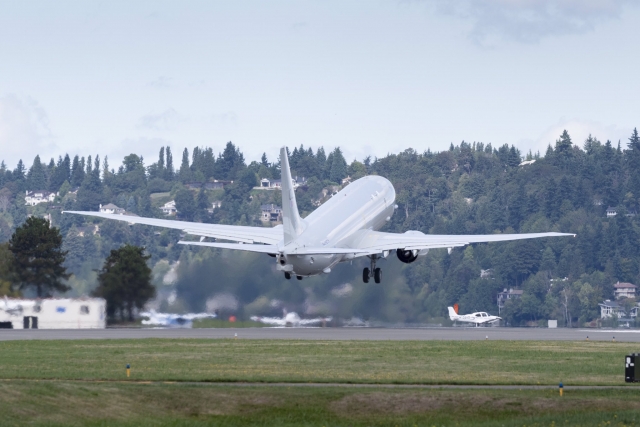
xmin=9 ymin=217 xmax=70 ymax=297
xmin=26 ymin=155 xmax=47 ymax=190
xmin=626 ymin=128 xmax=640 ymax=199
xmin=178 ymin=148 xmax=192 ymax=183
xmin=165 ymin=146 xmax=174 ymax=180
xmin=70 ymin=155 xmax=85 ymax=187
xmin=93 ymin=244 xmax=154 ymax=322
xmin=175 ymin=188 xmax=196 ymax=221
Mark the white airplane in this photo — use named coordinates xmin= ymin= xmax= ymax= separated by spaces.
xmin=140 ymin=310 xmax=216 ymax=328
xmin=448 ymin=306 xmax=501 ymax=326
xmin=66 ymin=147 xmax=574 ymax=283
xmin=250 ymin=311 xmax=331 ymax=327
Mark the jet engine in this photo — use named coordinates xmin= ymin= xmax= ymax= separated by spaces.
xmin=396 ymin=249 xmax=418 ymax=263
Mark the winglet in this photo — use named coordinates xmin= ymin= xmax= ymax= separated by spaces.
xmin=280 ymin=147 xmax=305 ymax=244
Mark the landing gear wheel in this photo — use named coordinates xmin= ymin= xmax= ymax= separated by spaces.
xmin=363 ymin=268 xmax=370 ymax=283
xmin=284 ymin=272 xmax=291 ymax=280
xmin=374 ymin=267 xmax=381 ymax=283
xmin=296 ymin=275 xmax=303 ymax=280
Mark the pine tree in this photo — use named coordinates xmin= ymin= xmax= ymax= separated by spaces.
xmin=26 ymin=155 xmax=47 ymax=190
xmin=9 ymin=217 xmax=70 ymax=297
xmin=93 ymin=245 xmax=155 ymax=322
xmin=178 ymin=148 xmax=192 ymax=183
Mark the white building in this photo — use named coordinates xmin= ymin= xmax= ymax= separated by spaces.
xmin=99 ymin=203 xmax=125 ymax=214
xmin=0 ymin=298 xmax=106 ymax=329
xmin=606 ymin=207 xmax=617 ymax=217
xmin=599 ymin=299 xmax=639 ymax=320
xmin=25 ymin=190 xmax=56 ymax=206
xmin=256 ymin=176 xmax=306 ymax=190
xmin=160 ymin=200 xmax=177 ymax=216
xmin=614 ymin=282 xmax=637 ymax=299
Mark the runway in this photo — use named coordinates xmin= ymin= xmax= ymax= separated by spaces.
xmin=1 ymin=327 xmax=639 ymax=341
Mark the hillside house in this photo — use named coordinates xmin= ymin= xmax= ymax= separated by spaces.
xmin=25 ymin=190 xmax=56 ymax=206
xmin=599 ymin=300 xmax=639 ymax=319
xmin=614 ymin=282 xmax=637 ymax=299
xmin=261 ymin=204 xmax=282 ymax=222
xmin=257 ymin=176 xmax=306 ymax=190
xmin=99 ymin=203 xmax=125 ymax=214
xmin=497 ymin=288 xmax=523 ymax=313
xmin=160 ymin=200 xmax=177 ymax=216
xmin=606 ymin=207 xmax=617 ymax=217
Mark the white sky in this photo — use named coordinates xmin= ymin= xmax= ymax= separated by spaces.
xmin=1 ymin=0 xmax=639 ymax=169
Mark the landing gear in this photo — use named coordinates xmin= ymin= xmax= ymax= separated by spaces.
xmin=363 ymin=255 xmax=382 ymax=283
xmin=284 ymin=272 xmax=291 ymax=280
xmin=296 ymin=275 xmax=303 ymax=280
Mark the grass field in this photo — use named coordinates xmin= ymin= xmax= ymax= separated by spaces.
xmin=1 ymin=339 xmax=639 ymax=426
xmin=0 ymin=381 xmax=639 ymax=426
xmin=0 ymin=339 xmax=634 ymax=385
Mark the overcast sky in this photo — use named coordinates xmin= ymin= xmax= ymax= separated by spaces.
xmin=1 ymin=0 xmax=639 ymax=169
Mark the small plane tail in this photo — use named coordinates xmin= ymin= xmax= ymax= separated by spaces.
xmin=280 ymin=147 xmax=305 ymax=244
xmin=447 ymin=306 xmax=459 ymax=320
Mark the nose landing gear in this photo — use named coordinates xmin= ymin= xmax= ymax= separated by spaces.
xmin=363 ymin=255 xmax=382 ymax=283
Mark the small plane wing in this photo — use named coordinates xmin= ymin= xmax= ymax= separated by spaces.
xmin=352 ymin=230 xmax=575 ymax=252
xmin=63 ymin=211 xmax=283 ymax=245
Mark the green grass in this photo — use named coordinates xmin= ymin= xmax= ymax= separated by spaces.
xmin=0 ymin=381 xmax=639 ymax=426
xmin=192 ymin=319 xmax=265 ymax=328
xmin=0 ymin=339 xmax=635 ymax=385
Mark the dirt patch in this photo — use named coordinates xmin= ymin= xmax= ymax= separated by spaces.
xmin=330 ymin=391 xmax=471 ymax=415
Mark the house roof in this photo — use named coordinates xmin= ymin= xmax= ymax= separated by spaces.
xmin=101 ymin=203 xmax=121 ymax=210
xmin=614 ymin=282 xmax=637 ymax=289
xmin=261 ymin=204 xmax=280 ymax=210
xmin=599 ymin=300 xmax=622 ymax=308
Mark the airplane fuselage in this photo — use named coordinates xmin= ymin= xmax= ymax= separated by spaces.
xmin=278 ymin=175 xmax=396 ymax=276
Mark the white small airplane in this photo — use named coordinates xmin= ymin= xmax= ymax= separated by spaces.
xmin=66 ymin=146 xmax=574 ymax=283
xmin=250 ymin=311 xmax=331 ymax=327
xmin=448 ymin=306 xmax=501 ymax=326
xmin=140 ymin=310 xmax=216 ymax=328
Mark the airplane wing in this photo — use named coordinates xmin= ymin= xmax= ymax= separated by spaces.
xmin=351 ymin=230 xmax=575 ymax=253
xmin=250 ymin=316 xmax=286 ymax=326
xmin=297 ymin=317 xmax=332 ymax=326
xmin=178 ymin=240 xmax=372 ymax=255
xmin=63 ymin=211 xmax=283 ymax=245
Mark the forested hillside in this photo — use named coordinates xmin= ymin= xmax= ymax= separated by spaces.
xmin=1 ymin=129 xmax=639 ymax=326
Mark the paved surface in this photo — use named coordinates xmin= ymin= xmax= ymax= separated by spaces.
xmin=1 ymin=327 xmax=639 ymax=341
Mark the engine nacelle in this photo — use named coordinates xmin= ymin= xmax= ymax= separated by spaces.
xmin=396 ymin=248 xmax=418 ymax=264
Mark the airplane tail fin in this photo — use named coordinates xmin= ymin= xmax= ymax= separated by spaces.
xmin=280 ymin=147 xmax=305 ymax=244
xmin=447 ymin=306 xmax=459 ymax=320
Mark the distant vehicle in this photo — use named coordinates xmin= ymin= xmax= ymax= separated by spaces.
xmin=140 ymin=310 xmax=216 ymax=328
xmin=66 ymin=147 xmax=574 ymax=283
xmin=448 ymin=306 xmax=501 ymax=327
xmin=250 ymin=311 xmax=331 ymax=327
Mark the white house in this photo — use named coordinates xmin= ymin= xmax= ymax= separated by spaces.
xmin=25 ymin=190 xmax=56 ymax=206
xmin=160 ymin=200 xmax=177 ymax=216
xmin=0 ymin=298 xmax=106 ymax=329
xmin=256 ymin=177 xmax=306 ymax=190
xmin=614 ymin=282 xmax=637 ymax=299
xmin=99 ymin=203 xmax=125 ymax=214
xmin=519 ymin=159 xmax=536 ymax=166
xmin=599 ymin=300 xmax=639 ymax=319
xmin=606 ymin=207 xmax=617 ymax=217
